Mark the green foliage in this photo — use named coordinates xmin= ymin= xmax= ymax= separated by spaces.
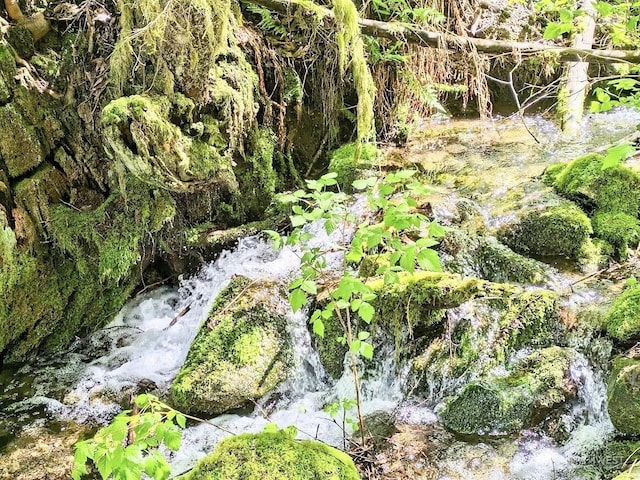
xmin=591 ymin=68 xmax=640 ymax=113
xmin=327 ymin=142 xmax=380 ymax=191
xmin=72 ymin=394 xmax=186 ymax=480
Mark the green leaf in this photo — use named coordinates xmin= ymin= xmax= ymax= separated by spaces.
xmin=399 ymin=245 xmax=416 ymax=272
xmin=163 ymin=428 xmax=181 ymax=451
xmin=357 ymin=331 xmax=370 ymax=340
xmin=289 ymin=288 xmax=307 ymax=312
xmin=290 ymin=215 xmax=307 ymax=227
xmin=350 ymin=339 xmax=361 ymax=353
xmin=264 ymin=422 xmax=279 ymax=433
xmin=603 ymin=143 xmax=636 ymax=169
xmin=543 ymin=22 xmax=571 ymax=39
xmin=559 ymin=8 xmax=572 ymax=22
xmin=313 ymin=318 xmax=325 ymax=337
xmin=359 ymin=302 xmax=375 ymax=323
xmin=176 ymin=413 xmax=187 ymax=429
xmin=301 ymin=280 xmax=318 ymax=295
xmin=417 ymin=248 xmax=442 ymax=271
xmin=351 ymin=298 xmax=363 ymax=312
xmin=360 ymin=341 xmax=374 ymax=359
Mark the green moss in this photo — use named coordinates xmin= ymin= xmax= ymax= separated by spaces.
xmin=592 ymin=211 xmax=640 ymax=259
xmin=440 ymin=229 xmax=546 ymax=283
xmin=499 ymin=290 xmax=560 ymax=354
xmin=498 ymin=203 xmax=593 ymax=260
xmin=608 ymin=357 xmax=640 ymax=435
xmin=440 ymin=347 xmax=576 ymax=436
xmin=170 ymin=276 xmax=291 ymax=415
xmin=368 ymin=271 xmax=515 ymax=358
xmin=315 ymin=313 xmax=348 ymax=379
xmin=605 ymin=285 xmax=640 ymax=344
xmin=553 ymin=154 xmax=640 ymax=216
xmin=613 ymin=468 xmax=640 ymax=480
xmin=0 ymin=45 xmax=15 ymax=104
xmin=599 ymin=441 xmax=640 ymax=479
xmin=181 ymin=431 xmax=360 ymax=480
xmin=0 ymin=104 xmax=45 ymax=177
xmin=328 ymin=142 xmax=379 ymax=191
xmin=542 ymin=163 xmax=566 ymax=186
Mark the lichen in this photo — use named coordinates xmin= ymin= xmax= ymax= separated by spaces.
xmin=181 ymin=431 xmax=360 ymax=480
xmin=170 ymin=276 xmax=292 ymax=415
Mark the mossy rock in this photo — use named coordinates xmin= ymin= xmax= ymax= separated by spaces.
xmin=608 ymin=357 xmax=640 ymax=435
xmin=171 ymin=276 xmax=292 ymax=415
xmin=0 ymin=103 xmax=45 ymax=178
xmin=498 ymin=202 xmax=593 ymax=260
xmin=412 ymin=290 xmax=560 ymax=394
xmin=592 ymin=211 xmax=640 ymax=259
xmin=605 ymin=285 xmax=640 ymax=344
xmin=314 ymin=312 xmax=347 ymax=380
xmin=439 ymin=228 xmax=547 ymax=284
xmin=614 ymin=467 xmax=640 ymax=480
xmin=597 ymin=440 xmax=640 ymax=479
xmin=551 ymin=154 xmax=640 ymax=216
xmin=499 ymin=290 xmax=561 ymax=352
xmin=440 ymin=347 xmax=576 ymax=436
xmin=180 ymin=431 xmax=360 ymax=480
xmin=328 ymin=142 xmax=379 ymax=192
xmin=368 ymin=271 xmax=516 ymax=357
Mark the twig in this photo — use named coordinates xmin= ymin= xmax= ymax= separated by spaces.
xmin=163 ymin=304 xmax=191 ymax=331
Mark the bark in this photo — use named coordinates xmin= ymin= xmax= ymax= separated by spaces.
xmin=249 ymin=0 xmax=640 ymax=64
xmin=561 ymin=0 xmax=597 ymax=135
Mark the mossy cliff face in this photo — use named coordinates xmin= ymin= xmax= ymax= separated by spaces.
xmin=544 ymin=154 xmax=640 ymax=259
xmin=608 ymin=356 xmax=640 ymax=435
xmin=181 ymin=431 xmax=360 ymax=480
xmin=171 ymin=276 xmax=292 ymax=415
xmin=440 ymin=347 xmax=577 ymax=436
xmin=0 ymin=0 xmax=291 ymax=361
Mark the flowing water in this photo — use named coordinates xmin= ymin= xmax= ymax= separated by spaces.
xmin=2 ymin=109 xmax=640 ymax=478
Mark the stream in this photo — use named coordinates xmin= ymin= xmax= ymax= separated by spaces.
xmin=2 ymin=109 xmax=640 ymax=479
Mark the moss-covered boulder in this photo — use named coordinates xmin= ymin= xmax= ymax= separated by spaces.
xmin=328 ymin=142 xmax=379 ymax=191
xmin=614 ymin=468 xmax=640 ymax=480
xmin=171 ymin=276 xmax=292 ymax=415
xmin=367 ymin=271 xmax=516 ymax=357
xmin=439 ymin=228 xmax=547 ymax=284
xmin=608 ymin=357 xmax=640 ymax=435
xmin=545 ymin=154 xmax=640 ymax=259
xmin=498 ymin=203 xmax=593 ymax=260
xmin=0 ymin=103 xmax=45 ymax=178
xmin=412 ymin=290 xmax=561 ymax=394
xmin=440 ymin=347 xmax=576 ymax=436
xmin=605 ymin=285 xmax=640 ymax=344
xmin=181 ymin=431 xmax=360 ymax=480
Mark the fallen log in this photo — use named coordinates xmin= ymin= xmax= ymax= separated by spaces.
xmin=247 ymin=0 xmax=640 ymax=64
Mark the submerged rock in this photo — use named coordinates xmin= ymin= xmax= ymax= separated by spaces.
xmin=440 ymin=346 xmax=577 ymax=436
xmin=170 ymin=276 xmax=292 ymax=415
xmin=608 ymin=357 xmax=640 ymax=435
xmin=180 ymin=431 xmax=360 ymax=480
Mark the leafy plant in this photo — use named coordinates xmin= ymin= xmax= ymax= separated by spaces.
xmin=266 ymin=167 xmax=443 ymax=445
xmin=72 ymin=394 xmax=186 ymax=480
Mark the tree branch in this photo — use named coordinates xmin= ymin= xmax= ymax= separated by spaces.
xmin=246 ymin=0 xmax=640 ymax=64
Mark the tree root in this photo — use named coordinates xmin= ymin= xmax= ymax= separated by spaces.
xmin=4 ymin=0 xmax=51 ymax=41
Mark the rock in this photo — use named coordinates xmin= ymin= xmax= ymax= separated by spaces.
xmin=179 ymin=431 xmax=360 ymax=480
xmin=606 ymin=285 xmax=640 ymax=344
xmin=440 ymin=346 xmax=577 ymax=436
xmin=440 ymin=228 xmax=547 ymax=284
xmin=0 ymin=424 xmax=85 ymax=480
xmin=171 ymin=276 xmax=292 ymax=415
xmin=608 ymin=357 xmax=640 ymax=435
xmin=498 ymin=202 xmax=593 ymax=261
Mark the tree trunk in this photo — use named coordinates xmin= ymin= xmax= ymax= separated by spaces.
xmin=560 ymin=0 xmax=597 ymax=135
